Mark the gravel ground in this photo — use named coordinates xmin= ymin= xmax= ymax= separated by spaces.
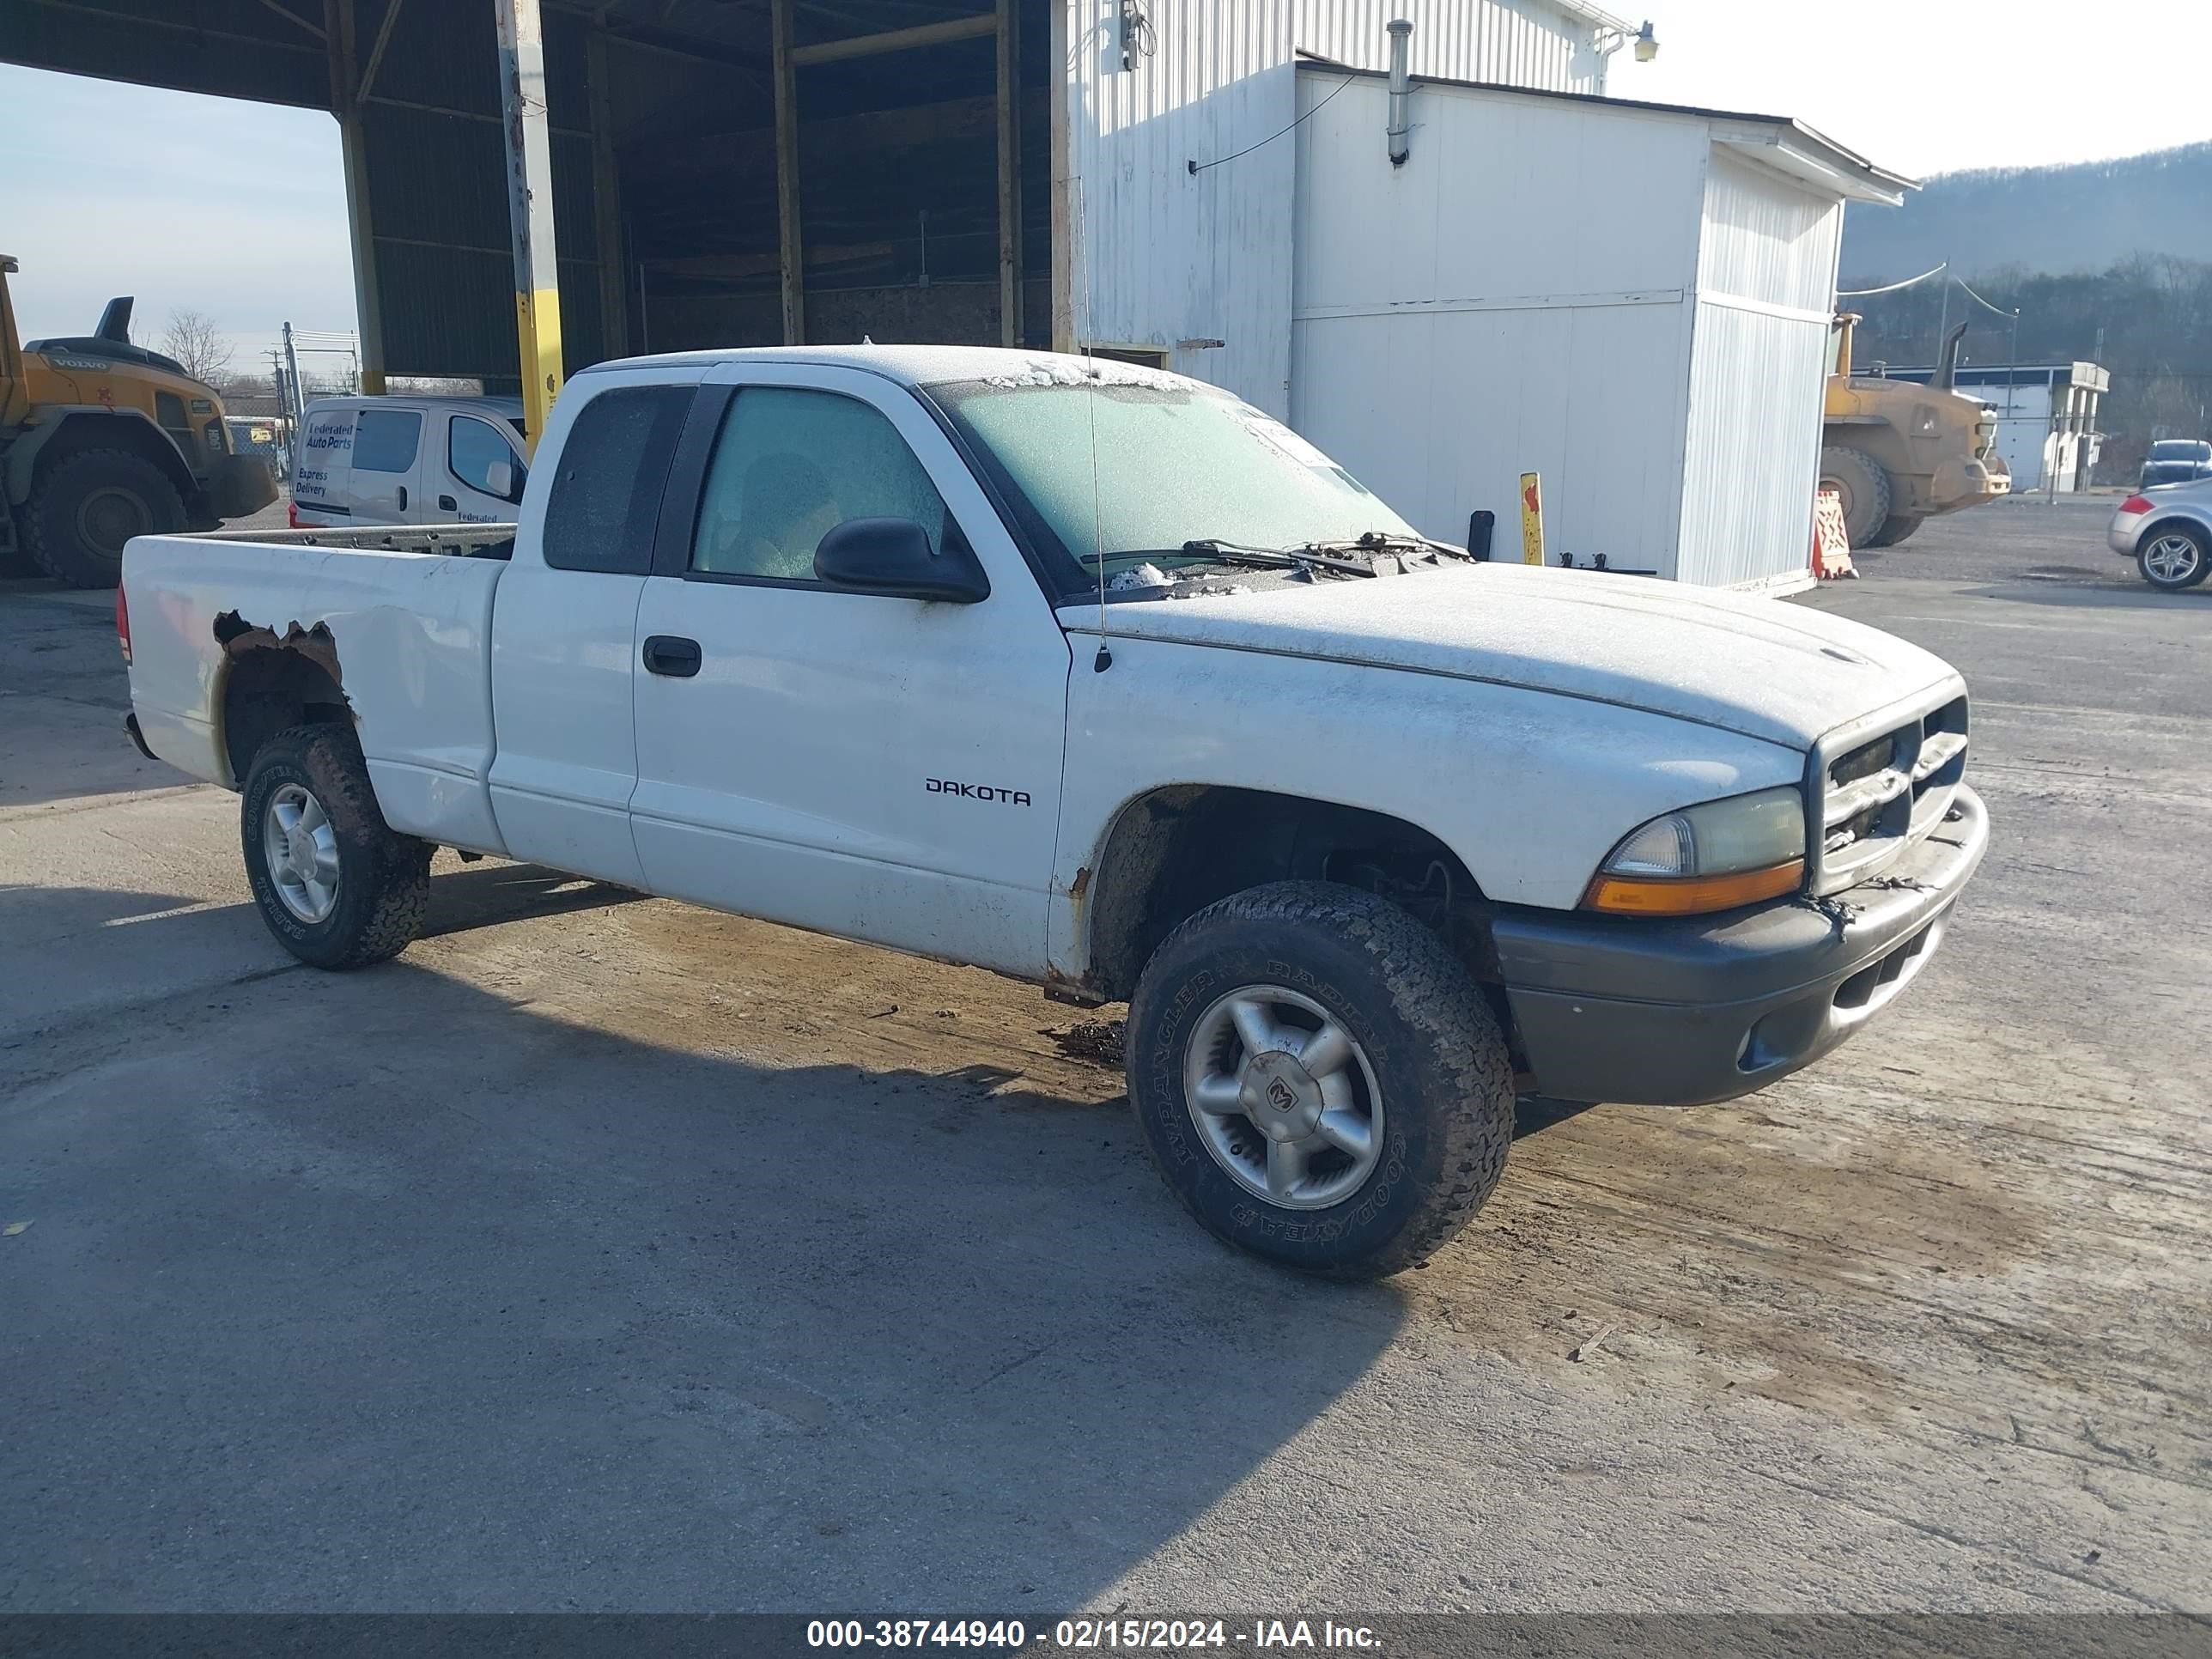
xmin=0 ymin=494 xmax=2205 ymax=1614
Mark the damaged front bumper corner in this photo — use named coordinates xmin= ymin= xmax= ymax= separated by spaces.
xmin=1493 ymin=785 xmax=1989 ymax=1107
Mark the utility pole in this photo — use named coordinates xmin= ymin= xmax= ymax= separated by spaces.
xmin=283 ymin=322 xmax=305 ymax=430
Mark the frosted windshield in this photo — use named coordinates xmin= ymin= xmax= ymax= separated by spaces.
xmin=933 ymin=377 xmax=1417 ymax=580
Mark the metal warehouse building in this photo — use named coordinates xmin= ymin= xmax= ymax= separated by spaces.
xmin=1 ymin=0 xmax=1909 ymax=587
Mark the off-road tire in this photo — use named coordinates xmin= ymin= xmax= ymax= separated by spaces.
xmin=1867 ymin=514 xmax=1923 ymax=548
xmin=1126 ymin=880 xmax=1515 ymax=1279
xmin=2136 ymin=523 xmax=2210 ymax=591
xmin=24 ymin=447 xmax=187 ymax=589
xmin=240 ymin=725 xmax=431 ymax=969
xmin=1820 ymin=445 xmax=1893 ymax=549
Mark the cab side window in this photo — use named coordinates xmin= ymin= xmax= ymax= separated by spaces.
xmin=353 ymin=409 xmax=422 ymax=474
xmin=689 ymin=388 xmax=950 ymax=582
xmin=450 ymin=414 xmax=525 ymax=501
xmin=542 ymin=385 xmax=692 ymax=575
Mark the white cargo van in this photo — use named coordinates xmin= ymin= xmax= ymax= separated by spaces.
xmin=289 ymin=396 xmax=528 ymax=528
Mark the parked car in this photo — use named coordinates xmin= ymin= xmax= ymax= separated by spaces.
xmin=290 ymin=394 xmax=527 ymax=528
xmin=2109 ymin=475 xmax=2212 ymax=590
xmin=118 ymin=347 xmax=1988 ymax=1278
xmin=2139 ymin=439 xmax=2212 ymax=489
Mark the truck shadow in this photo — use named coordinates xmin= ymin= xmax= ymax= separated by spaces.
xmin=0 ymin=882 xmax=1409 ymax=1611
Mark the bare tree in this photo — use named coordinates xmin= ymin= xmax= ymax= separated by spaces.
xmin=159 ymin=309 xmax=234 ymax=386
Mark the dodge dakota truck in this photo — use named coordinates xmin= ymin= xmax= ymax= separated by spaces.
xmin=119 ymin=346 xmax=1988 ymax=1278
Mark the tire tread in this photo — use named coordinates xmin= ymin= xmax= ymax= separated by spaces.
xmin=1133 ymin=880 xmax=1515 ymax=1278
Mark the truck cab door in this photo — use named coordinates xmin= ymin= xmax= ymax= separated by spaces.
xmin=628 ymin=364 xmax=1073 ymax=979
xmin=485 ymin=369 xmax=700 ymax=886
xmin=345 ymin=404 xmax=424 ymax=524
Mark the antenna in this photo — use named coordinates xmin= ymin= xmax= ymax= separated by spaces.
xmin=1078 ymin=175 xmax=1111 ymax=673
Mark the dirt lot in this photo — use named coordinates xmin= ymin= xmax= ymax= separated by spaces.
xmin=2 ymin=494 xmax=2207 ymax=1613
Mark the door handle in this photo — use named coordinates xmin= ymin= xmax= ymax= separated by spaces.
xmin=438 ymin=493 xmax=458 ymax=511
xmin=642 ymin=635 xmax=702 ymax=678
xmin=396 ymin=484 xmax=409 ymax=511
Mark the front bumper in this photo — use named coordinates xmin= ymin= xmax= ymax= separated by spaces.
xmin=1496 ymin=785 xmax=1988 ymax=1106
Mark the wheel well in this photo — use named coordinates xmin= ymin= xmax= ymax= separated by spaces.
xmin=21 ymin=413 xmax=198 ymax=505
xmin=217 ymin=636 xmax=351 ymax=788
xmin=1080 ymin=786 xmax=1497 ymax=1003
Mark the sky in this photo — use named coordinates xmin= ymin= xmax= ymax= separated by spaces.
xmin=1619 ymin=0 xmax=2208 ymax=181
xmin=2 ymin=0 xmax=2205 ymax=372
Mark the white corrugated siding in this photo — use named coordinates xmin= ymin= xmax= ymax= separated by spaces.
xmin=1289 ymin=73 xmax=1705 ymax=568
xmin=1066 ymin=0 xmax=1602 ymax=416
xmin=1292 ymin=0 xmax=1599 ymax=90
xmin=1674 ymin=149 xmax=1844 ymax=586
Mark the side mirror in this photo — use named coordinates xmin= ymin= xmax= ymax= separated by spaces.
xmin=483 ymin=459 xmax=520 ymax=502
xmin=815 ymin=517 xmax=989 ymax=604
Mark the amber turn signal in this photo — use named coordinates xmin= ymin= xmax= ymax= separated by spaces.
xmin=1583 ymin=859 xmax=1805 ymax=916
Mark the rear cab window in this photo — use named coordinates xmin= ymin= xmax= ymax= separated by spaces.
xmin=542 ymin=385 xmax=693 ymax=574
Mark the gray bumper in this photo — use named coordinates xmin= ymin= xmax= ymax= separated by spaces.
xmin=1496 ymin=785 xmax=1989 ymax=1107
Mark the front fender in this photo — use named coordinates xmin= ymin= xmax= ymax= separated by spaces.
xmin=1049 ymin=635 xmax=1804 ymax=980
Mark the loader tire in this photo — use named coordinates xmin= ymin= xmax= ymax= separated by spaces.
xmin=24 ymin=447 xmax=186 ymax=588
xmin=1867 ymin=514 xmax=1924 ymax=548
xmin=1820 ymin=445 xmax=1893 ymax=550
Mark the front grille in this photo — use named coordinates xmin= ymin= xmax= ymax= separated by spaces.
xmin=1813 ymin=694 xmax=1968 ymax=893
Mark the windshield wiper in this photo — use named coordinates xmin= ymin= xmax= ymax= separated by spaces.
xmin=1305 ymin=531 xmax=1476 ymax=562
xmin=1178 ymin=539 xmax=1377 ymax=578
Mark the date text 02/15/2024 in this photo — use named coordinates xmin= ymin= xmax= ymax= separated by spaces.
xmin=805 ymin=1620 xmax=1382 ymax=1650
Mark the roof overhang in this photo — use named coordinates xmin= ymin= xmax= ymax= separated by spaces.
xmin=1292 ymin=57 xmax=1917 ymax=209
xmin=1710 ymin=119 xmax=1914 ymax=207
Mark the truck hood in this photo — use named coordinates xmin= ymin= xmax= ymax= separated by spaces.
xmin=1056 ymin=562 xmax=1960 ymax=750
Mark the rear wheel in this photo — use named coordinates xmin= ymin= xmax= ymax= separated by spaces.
xmin=240 ymin=725 xmax=431 ymax=969
xmin=1820 ymin=445 xmax=1893 ymax=548
xmin=1867 ymin=514 xmax=1923 ymax=548
xmin=1126 ymin=881 xmax=1515 ymax=1279
xmin=24 ymin=447 xmax=186 ymax=588
xmin=2137 ymin=525 xmax=2210 ymax=590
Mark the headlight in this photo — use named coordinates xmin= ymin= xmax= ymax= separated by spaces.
xmin=1583 ymin=786 xmax=1806 ymax=915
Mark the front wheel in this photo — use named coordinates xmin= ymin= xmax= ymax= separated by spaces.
xmin=1126 ymin=881 xmax=1515 ymax=1278
xmin=2137 ymin=525 xmax=2210 ymax=590
xmin=240 ymin=725 xmax=431 ymax=969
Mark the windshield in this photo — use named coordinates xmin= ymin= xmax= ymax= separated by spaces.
xmin=2148 ymin=441 xmax=2208 ymax=460
xmin=929 ymin=371 xmax=1418 ymax=591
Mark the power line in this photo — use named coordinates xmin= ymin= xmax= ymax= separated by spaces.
xmin=1188 ymin=76 xmax=1355 ymax=175
xmin=1838 ymin=262 xmax=1947 ymax=298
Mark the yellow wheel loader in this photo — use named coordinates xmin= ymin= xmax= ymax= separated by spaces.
xmin=1 ymin=254 xmax=277 ymax=588
xmin=1821 ymin=313 xmax=2008 ymax=550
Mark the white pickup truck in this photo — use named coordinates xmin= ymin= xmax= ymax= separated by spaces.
xmin=119 ymin=346 xmax=1987 ymax=1277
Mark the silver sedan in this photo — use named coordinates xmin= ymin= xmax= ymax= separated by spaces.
xmin=2109 ymin=477 xmax=2212 ymax=590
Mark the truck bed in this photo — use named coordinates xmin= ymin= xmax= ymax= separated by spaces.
xmin=123 ymin=526 xmax=519 ymax=856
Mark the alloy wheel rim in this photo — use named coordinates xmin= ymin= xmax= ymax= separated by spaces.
xmin=1182 ymin=983 xmax=1384 ymax=1210
xmin=262 ymin=783 xmax=340 ymax=923
xmin=2144 ymin=534 xmax=2201 ymax=583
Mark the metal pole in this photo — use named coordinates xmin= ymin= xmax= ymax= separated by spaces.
xmin=1934 ymin=271 xmax=1949 ymax=368
xmin=995 ymin=0 xmax=1021 ymax=346
xmin=325 ymin=0 xmax=386 ymax=395
xmin=586 ymin=29 xmax=629 ymax=360
xmin=771 ymin=0 xmax=805 ymax=345
xmin=496 ymin=0 xmax=564 ymax=453
xmin=283 ymin=321 xmax=307 ymax=477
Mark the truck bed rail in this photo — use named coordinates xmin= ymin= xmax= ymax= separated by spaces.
xmin=179 ymin=524 xmax=519 ymax=557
